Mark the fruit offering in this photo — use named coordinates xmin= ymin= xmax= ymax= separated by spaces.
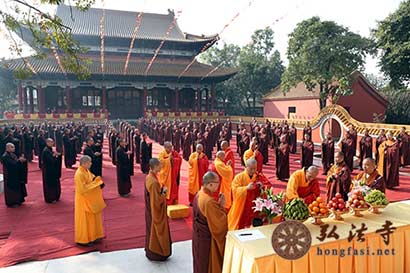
xmin=364 ymin=190 xmax=389 ymax=206
xmin=309 ymin=197 xmax=329 ymax=216
xmin=346 ymin=190 xmax=369 ymax=217
xmin=327 ymin=193 xmax=347 ymax=212
xmin=283 ymin=198 xmax=310 ymax=221
xmin=308 ymin=197 xmax=329 ymax=225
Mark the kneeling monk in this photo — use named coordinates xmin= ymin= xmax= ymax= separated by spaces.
xmin=193 ymin=171 xmax=228 ymax=273
xmin=145 ymin=158 xmax=172 ymax=261
xmin=286 ymin=166 xmax=321 ymax=205
xmin=74 ymin=155 xmax=106 ymax=246
xmin=228 ymin=158 xmax=263 ymax=230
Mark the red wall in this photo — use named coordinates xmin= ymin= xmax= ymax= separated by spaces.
xmin=263 ymin=98 xmax=320 ymax=119
xmin=337 ymin=78 xmax=386 ymax=123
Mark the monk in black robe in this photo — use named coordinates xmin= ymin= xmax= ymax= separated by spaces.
xmin=37 ymin=130 xmax=47 ymax=169
xmin=141 ymin=134 xmax=152 ymax=174
xmin=110 ymin=129 xmax=119 ymax=165
xmin=22 ymin=127 xmax=34 ymax=162
xmin=377 ymin=132 xmax=400 ymax=189
xmin=376 ymin=129 xmax=387 ymax=165
xmin=321 ymin=133 xmax=335 ymax=175
xmin=326 ymin=152 xmax=351 ymax=202
xmin=276 ymin=135 xmax=290 ymax=181
xmin=145 ymin=158 xmax=172 ymax=261
xmin=340 ymin=131 xmax=355 ymax=171
xmin=1 ymin=142 xmax=27 ymax=207
xmin=55 ymin=126 xmax=64 ymax=153
xmin=63 ymin=130 xmax=77 ymax=168
xmin=301 ymin=134 xmax=314 ymax=168
xmin=182 ymin=131 xmax=192 ymax=161
xmin=84 ymin=137 xmax=102 ymax=177
xmin=134 ymin=129 xmax=141 ymax=164
xmin=398 ymin=127 xmax=410 ymax=167
xmin=41 ymin=138 xmax=62 ymax=203
xmin=303 ymin=122 xmax=312 ymax=140
xmin=288 ymin=124 xmax=297 ymax=154
xmin=116 ymin=138 xmax=132 ymax=196
xmin=359 ymin=129 xmax=373 ymax=169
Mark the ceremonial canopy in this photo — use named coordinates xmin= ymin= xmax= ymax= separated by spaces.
xmin=5 ymin=5 xmax=237 ymax=118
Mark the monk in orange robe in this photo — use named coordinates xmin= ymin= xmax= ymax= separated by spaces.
xmin=228 ymin=158 xmax=263 ymax=230
xmin=145 ymin=158 xmax=172 ymax=261
xmin=74 ymin=155 xmax=106 ymax=246
xmin=188 ymin=144 xmax=210 ymax=205
xmin=354 ymin=158 xmax=386 ymax=193
xmin=243 ymin=140 xmax=263 ymax=173
xmin=286 ymin=166 xmax=320 ymax=205
xmin=193 ymin=171 xmax=228 ymax=273
xmin=211 ymin=151 xmax=233 ymax=210
xmin=377 ymin=132 xmax=400 ymax=189
xmin=326 ymin=152 xmax=351 ymax=202
xmin=221 ymin=140 xmax=235 ymax=175
xmin=158 ymin=142 xmax=182 ymax=205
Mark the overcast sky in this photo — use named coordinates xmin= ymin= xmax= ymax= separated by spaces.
xmin=0 ymin=0 xmax=404 ymax=76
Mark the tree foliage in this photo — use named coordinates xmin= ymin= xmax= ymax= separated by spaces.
xmin=0 ymin=68 xmax=17 ymax=113
xmin=0 ymin=0 xmax=95 ymax=80
xmin=201 ymin=27 xmax=284 ymax=115
xmin=373 ymin=0 xmax=410 ymax=89
xmin=282 ymin=17 xmax=374 ymax=109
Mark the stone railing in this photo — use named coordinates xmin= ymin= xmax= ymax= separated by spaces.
xmin=145 ymin=109 xmax=225 ymax=119
xmin=3 ymin=112 xmax=109 ymax=121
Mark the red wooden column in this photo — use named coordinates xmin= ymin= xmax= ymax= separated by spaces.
xmin=17 ymin=82 xmax=23 ymax=112
xmin=102 ymin=86 xmax=107 ymax=111
xmin=174 ymin=87 xmax=179 ymax=111
xmin=65 ymin=85 xmax=71 ymax=112
xmin=197 ymin=88 xmax=201 ymax=112
xmin=205 ymin=88 xmax=209 ymax=112
xmin=37 ymin=85 xmax=46 ymax=113
xmin=142 ymin=87 xmax=147 ymax=116
xmin=23 ymin=87 xmax=27 ymax=113
xmin=210 ymin=84 xmax=215 ymax=111
xmin=29 ymin=88 xmax=34 ymax=113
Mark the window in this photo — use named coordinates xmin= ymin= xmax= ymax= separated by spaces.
xmin=288 ymin=106 xmax=296 ymax=113
xmin=82 ymin=95 xmax=101 ymax=106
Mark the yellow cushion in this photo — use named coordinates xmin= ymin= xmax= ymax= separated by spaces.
xmin=167 ymin=204 xmax=190 ymax=219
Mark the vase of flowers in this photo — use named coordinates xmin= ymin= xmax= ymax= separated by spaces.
xmin=252 ymin=190 xmax=284 ymax=225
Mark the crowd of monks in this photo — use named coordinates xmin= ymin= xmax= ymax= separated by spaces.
xmin=1 ymin=117 xmax=410 ymax=273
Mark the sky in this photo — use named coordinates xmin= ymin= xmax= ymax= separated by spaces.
xmin=0 ymin=0 xmax=404 ymax=76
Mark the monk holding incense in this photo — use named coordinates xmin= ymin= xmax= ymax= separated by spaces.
xmin=145 ymin=158 xmax=172 ymax=261
xmin=286 ymin=166 xmax=320 ymax=205
xmin=74 ymin=155 xmax=106 ymax=246
xmin=228 ymin=159 xmax=263 ymax=230
xmin=326 ymin=152 xmax=351 ymax=202
xmin=192 ymin=171 xmax=228 ymax=273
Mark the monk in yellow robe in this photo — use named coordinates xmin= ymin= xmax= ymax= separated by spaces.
xmin=355 ymin=158 xmax=386 ymax=193
xmin=377 ymin=131 xmax=400 ymax=189
xmin=145 ymin=158 xmax=172 ymax=261
xmin=228 ymin=158 xmax=263 ymax=230
xmin=211 ymin=151 xmax=233 ymax=210
xmin=158 ymin=141 xmax=182 ymax=205
xmin=188 ymin=144 xmax=209 ymax=205
xmin=74 ymin=155 xmax=106 ymax=246
xmin=243 ymin=141 xmax=263 ymax=173
xmin=286 ymin=166 xmax=320 ymax=205
xmin=193 ymin=171 xmax=228 ymax=273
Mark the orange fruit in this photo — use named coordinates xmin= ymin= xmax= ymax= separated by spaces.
xmin=312 ymin=201 xmax=319 ymax=207
xmin=316 ymin=197 xmax=323 ymax=203
xmin=308 ymin=204 xmax=313 ymax=210
xmin=319 ymin=203 xmax=326 ymax=208
xmin=313 ymin=207 xmax=320 ymax=213
xmin=311 ymin=211 xmax=317 ymax=216
xmin=320 ymin=208 xmax=327 ymax=214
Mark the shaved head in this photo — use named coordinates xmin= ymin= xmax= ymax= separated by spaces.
xmin=221 ymin=141 xmax=229 ymax=149
xmin=216 ymin=151 xmax=225 ymax=160
xmin=203 ymin=171 xmax=219 ymax=186
xmin=306 ymin=166 xmax=319 ymax=182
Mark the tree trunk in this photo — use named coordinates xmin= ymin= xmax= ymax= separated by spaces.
xmin=319 ymin=83 xmax=327 ymax=109
xmin=252 ymin=93 xmax=256 ymax=116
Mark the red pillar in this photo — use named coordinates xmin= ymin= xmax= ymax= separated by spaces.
xmin=38 ymin=85 xmax=45 ymax=113
xmin=142 ymin=87 xmax=147 ymax=116
xmin=197 ymin=88 xmax=201 ymax=112
xmin=205 ymin=88 xmax=209 ymax=112
xmin=23 ymin=87 xmax=27 ymax=113
xmin=17 ymin=82 xmax=23 ymax=112
xmin=65 ymin=86 xmax=71 ymax=112
xmin=174 ymin=87 xmax=179 ymax=112
xmin=102 ymin=86 xmax=107 ymax=111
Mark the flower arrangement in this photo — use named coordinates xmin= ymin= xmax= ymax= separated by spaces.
xmin=252 ymin=189 xmax=284 ymax=224
xmin=349 ymin=183 xmax=372 ymax=198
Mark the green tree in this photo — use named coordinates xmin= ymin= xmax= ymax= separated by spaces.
xmin=0 ymin=68 xmax=17 ymax=113
xmin=282 ymin=17 xmax=374 ymax=109
xmin=382 ymin=89 xmax=410 ymax=125
xmin=373 ymin=0 xmax=410 ymax=89
xmin=0 ymin=0 xmax=95 ymax=80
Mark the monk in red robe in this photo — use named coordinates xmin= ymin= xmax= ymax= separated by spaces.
xmin=359 ymin=129 xmax=373 ymax=169
xmin=243 ymin=140 xmax=264 ymax=173
xmin=276 ymin=135 xmax=290 ymax=181
xmin=228 ymin=159 xmax=263 ymax=230
xmin=289 ymin=123 xmax=297 ymax=154
xmin=221 ymin=140 xmax=235 ymax=175
xmin=377 ymin=132 xmax=400 ymax=189
xmin=355 ymin=158 xmax=386 ymax=193
xmin=301 ymin=134 xmax=314 ymax=168
xmin=398 ymin=127 xmax=410 ymax=166
xmin=326 ymin=152 xmax=351 ymax=202
xmin=286 ymin=166 xmax=320 ymax=205
xmin=158 ymin=142 xmax=182 ymax=205
xmin=193 ymin=171 xmax=228 ymax=273
xmin=321 ymin=132 xmax=334 ymax=175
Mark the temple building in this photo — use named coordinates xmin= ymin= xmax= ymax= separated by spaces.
xmin=5 ymin=5 xmax=236 ymax=119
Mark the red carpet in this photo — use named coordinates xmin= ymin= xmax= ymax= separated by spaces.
xmin=0 ymin=137 xmax=409 ymax=267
